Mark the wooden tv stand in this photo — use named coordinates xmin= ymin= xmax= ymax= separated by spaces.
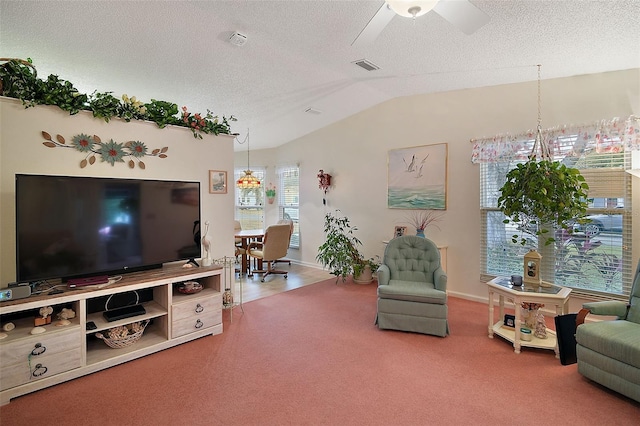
xmin=0 ymin=264 xmax=224 ymax=405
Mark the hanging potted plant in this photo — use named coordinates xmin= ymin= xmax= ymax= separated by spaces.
xmin=498 ymin=157 xmax=590 ymax=245
xmin=265 ymin=183 xmax=277 ymax=204
xmin=497 ymin=65 xmax=590 ymax=246
xmin=316 ymin=210 xmax=378 ymax=283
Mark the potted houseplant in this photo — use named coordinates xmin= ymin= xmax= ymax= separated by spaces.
xmin=498 ymin=157 xmax=590 ymax=246
xmin=316 ymin=210 xmax=378 ymax=283
xmin=352 ymin=256 xmax=381 ymax=284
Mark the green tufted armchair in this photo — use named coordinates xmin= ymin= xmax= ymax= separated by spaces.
xmin=375 ymin=235 xmax=449 ymax=337
xmin=575 ymin=258 xmax=640 ymax=402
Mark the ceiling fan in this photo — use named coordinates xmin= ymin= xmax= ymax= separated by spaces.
xmin=352 ymin=0 xmax=490 ymax=47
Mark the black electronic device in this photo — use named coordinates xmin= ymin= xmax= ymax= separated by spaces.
xmin=15 ymin=174 xmax=201 ymax=284
xmin=103 ymin=304 xmax=146 ymax=322
xmin=86 ymin=321 xmax=97 ymax=330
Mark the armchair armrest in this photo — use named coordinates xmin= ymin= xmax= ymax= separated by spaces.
xmin=246 ymin=241 xmax=263 ymax=255
xmin=434 ymin=267 xmax=447 ymax=292
xmin=377 ymin=264 xmax=390 ymax=286
xmin=576 ymin=300 xmax=630 ymax=326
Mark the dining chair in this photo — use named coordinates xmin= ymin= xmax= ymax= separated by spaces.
xmin=246 ymin=223 xmax=291 ymax=282
xmin=273 ymin=218 xmax=294 ymax=265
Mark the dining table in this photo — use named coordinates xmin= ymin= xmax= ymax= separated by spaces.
xmin=235 ymin=229 xmax=265 ymax=274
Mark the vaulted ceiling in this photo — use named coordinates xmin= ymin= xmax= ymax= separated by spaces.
xmin=2 ymin=1 xmax=639 ymax=150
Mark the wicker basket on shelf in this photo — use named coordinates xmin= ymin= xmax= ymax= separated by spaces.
xmin=96 ymin=320 xmax=149 ymax=349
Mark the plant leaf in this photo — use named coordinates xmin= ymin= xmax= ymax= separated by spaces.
xmin=56 ymin=134 xmax=65 ymax=144
xmin=43 ymin=141 xmax=56 ymax=148
xmin=42 ymin=131 xmax=52 ymax=140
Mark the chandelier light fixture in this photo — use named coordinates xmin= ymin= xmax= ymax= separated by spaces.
xmin=236 ymin=129 xmax=261 ymax=189
xmin=386 ymin=0 xmax=439 ymax=18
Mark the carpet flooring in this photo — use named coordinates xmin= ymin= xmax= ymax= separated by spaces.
xmin=1 ymin=278 xmax=638 ymax=425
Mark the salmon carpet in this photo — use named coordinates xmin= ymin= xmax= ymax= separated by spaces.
xmin=1 ymin=278 xmax=638 ymax=425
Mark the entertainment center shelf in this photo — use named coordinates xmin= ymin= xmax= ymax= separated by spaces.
xmin=0 ymin=264 xmax=224 ymax=405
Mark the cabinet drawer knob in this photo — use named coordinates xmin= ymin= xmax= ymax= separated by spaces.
xmin=195 ymin=303 xmax=204 ymax=313
xmin=31 ymin=343 xmax=46 ymax=356
xmin=32 ymin=363 xmax=48 ymax=377
xmin=195 ymin=319 xmax=203 ymax=329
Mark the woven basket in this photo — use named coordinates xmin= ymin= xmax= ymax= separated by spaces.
xmin=96 ymin=320 xmax=149 ymax=349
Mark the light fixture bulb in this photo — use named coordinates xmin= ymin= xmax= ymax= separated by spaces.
xmin=386 ymin=1 xmax=439 ymax=18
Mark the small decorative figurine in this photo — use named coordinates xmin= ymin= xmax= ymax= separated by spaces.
xmin=201 ymin=220 xmax=212 ymax=266
xmin=534 ymin=310 xmax=548 ymax=339
xmin=35 ymin=306 xmax=53 ymax=326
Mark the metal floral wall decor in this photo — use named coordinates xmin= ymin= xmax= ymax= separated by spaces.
xmin=388 ymin=142 xmax=447 ymax=209
xmin=41 ymin=130 xmax=168 ymax=169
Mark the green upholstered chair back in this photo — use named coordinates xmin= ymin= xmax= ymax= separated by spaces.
xmin=383 ymin=236 xmax=441 ymax=284
xmin=627 ymin=258 xmax=640 ymax=324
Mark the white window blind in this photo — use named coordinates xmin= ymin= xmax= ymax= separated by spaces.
xmin=234 ymin=167 xmax=265 ymax=230
xmin=475 ymin=120 xmax=636 ymax=300
xmin=278 ymin=166 xmax=299 ymax=248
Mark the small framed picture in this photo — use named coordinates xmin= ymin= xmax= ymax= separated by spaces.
xmin=504 ymin=314 xmax=515 ymax=328
xmin=209 ymin=170 xmax=227 ymax=194
xmin=394 ymin=226 xmax=407 ymax=238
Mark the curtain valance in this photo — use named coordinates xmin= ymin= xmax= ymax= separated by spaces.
xmin=471 ymin=115 xmax=640 ymax=164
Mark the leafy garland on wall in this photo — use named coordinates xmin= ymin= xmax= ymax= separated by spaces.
xmin=0 ymin=58 xmax=236 ymax=139
xmin=41 ymin=131 xmax=168 ymax=169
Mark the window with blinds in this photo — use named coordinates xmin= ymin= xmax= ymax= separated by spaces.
xmin=278 ymin=166 xmax=300 ymax=248
xmin=234 ymin=167 xmax=265 ymax=230
xmin=479 ymin=134 xmax=634 ymax=300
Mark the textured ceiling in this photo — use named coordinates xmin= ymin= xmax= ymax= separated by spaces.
xmin=1 ymin=0 xmax=639 ymax=150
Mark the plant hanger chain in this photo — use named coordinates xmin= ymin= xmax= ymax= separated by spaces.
xmin=529 ymin=64 xmax=551 ymax=161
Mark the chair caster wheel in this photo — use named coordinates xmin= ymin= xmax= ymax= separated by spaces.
xmin=261 ymin=278 xmax=265 ymax=282
xmin=284 ymin=274 xmax=288 ymax=279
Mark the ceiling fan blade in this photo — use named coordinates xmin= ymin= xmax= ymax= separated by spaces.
xmin=433 ymin=0 xmax=490 ymax=35
xmin=351 ymin=2 xmax=396 ymax=47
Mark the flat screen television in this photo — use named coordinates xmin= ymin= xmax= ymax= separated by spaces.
xmin=15 ymin=174 xmax=201 ymax=283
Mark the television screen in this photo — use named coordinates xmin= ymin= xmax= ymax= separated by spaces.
xmin=15 ymin=174 xmax=201 ymax=282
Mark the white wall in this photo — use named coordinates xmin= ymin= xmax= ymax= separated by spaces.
xmin=0 ymin=97 xmax=236 ymax=286
xmin=238 ymin=69 xmax=640 ymax=310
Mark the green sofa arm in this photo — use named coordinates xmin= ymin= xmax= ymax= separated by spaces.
xmin=377 ymin=264 xmax=390 ymax=286
xmin=583 ymin=300 xmax=629 ymax=319
xmin=576 ymin=300 xmax=630 ymax=326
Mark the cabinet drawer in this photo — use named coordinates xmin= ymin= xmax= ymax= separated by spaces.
xmin=0 ymin=347 xmax=82 ymax=391
xmin=172 ymin=310 xmax=220 ymax=338
xmin=172 ymin=295 xmax=221 ymax=339
xmin=0 ymin=327 xmax=81 ymax=365
xmin=172 ymin=294 xmax=221 ymax=322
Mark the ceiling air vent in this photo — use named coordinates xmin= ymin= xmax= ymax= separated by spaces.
xmin=229 ymin=32 xmax=247 ymax=46
xmin=352 ymin=59 xmax=380 ymax=71
xmin=304 ymin=107 xmax=322 ymax=115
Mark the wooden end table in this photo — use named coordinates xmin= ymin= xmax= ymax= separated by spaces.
xmin=487 ymin=276 xmax=571 ymax=356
